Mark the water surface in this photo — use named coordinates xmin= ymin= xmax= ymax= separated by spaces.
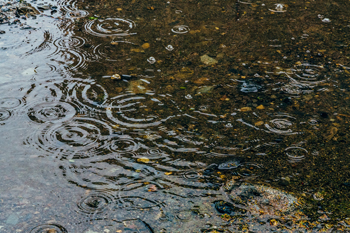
xmin=1 ymin=0 xmax=350 ymax=232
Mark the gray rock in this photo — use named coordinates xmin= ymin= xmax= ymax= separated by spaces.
xmin=225 ymin=181 xmax=298 ymax=216
xmin=6 ymin=213 xmax=19 ymax=225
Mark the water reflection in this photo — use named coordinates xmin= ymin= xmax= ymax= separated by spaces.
xmin=1 ymin=0 xmax=350 ymax=231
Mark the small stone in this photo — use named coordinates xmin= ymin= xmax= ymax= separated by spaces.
xmin=216 ymin=53 xmax=225 ymax=59
xmin=127 ymin=80 xmax=148 ymax=94
xmin=240 ymin=107 xmax=252 ymax=112
xmin=345 ymin=218 xmax=350 ymax=225
xmin=196 ymin=85 xmax=215 ymax=94
xmin=193 ymin=77 xmax=210 ymax=84
xmin=256 ymin=104 xmax=265 ymax=110
xmin=148 ymin=184 xmax=157 ymax=192
xmin=200 ymin=54 xmax=218 ymax=65
xmin=142 ymin=43 xmax=150 ymax=49
xmin=270 ymin=219 xmax=278 ymax=226
xmin=0 ymin=30 xmax=5 ymax=34
xmin=111 ymin=74 xmax=121 ymax=80
xmin=255 ymin=121 xmax=264 ymax=126
xmin=130 ymin=48 xmax=142 ymax=53
xmin=137 ymin=157 xmax=150 ymax=163
xmin=313 ymin=192 xmax=324 ymax=201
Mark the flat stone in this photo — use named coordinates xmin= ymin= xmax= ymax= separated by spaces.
xmin=200 ymin=54 xmax=218 ymax=65
xmin=226 ymin=182 xmax=298 ymax=216
xmin=6 ymin=213 xmax=19 ymax=225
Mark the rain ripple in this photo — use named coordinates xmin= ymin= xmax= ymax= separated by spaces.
xmin=264 ymin=113 xmax=299 ymax=135
xmin=68 ymin=80 xmax=109 ymax=111
xmin=171 ymin=25 xmax=190 ymax=34
xmin=27 ymin=102 xmax=76 ymax=123
xmin=285 ymin=146 xmax=307 ymax=163
xmin=65 ymin=9 xmax=89 ymax=18
xmin=0 ymin=109 xmax=11 ymax=122
xmin=58 ymin=0 xmax=89 ymax=18
xmin=0 ymin=95 xmax=24 ymax=124
xmin=84 ymin=18 xmax=136 ymax=37
xmin=102 ymin=134 xmax=141 ymax=152
xmin=290 ymin=63 xmax=329 ymax=86
xmin=53 ymin=36 xmax=86 ymax=49
xmin=0 ymin=28 xmax=36 ymax=50
xmin=0 ymin=97 xmax=22 ymax=109
xmin=25 ymin=117 xmax=112 ymax=159
xmin=49 ymin=49 xmax=87 ymax=72
xmin=106 ymin=93 xmax=176 ymax=128
xmin=29 ymin=223 xmax=68 ymax=233
xmin=91 ymin=40 xmax=136 ymax=62
xmin=77 ymin=191 xmax=115 ymax=215
xmin=115 ymin=181 xmax=165 ymax=219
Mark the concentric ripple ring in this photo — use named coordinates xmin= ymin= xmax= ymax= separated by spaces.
xmin=84 ymin=18 xmax=136 ymax=37
xmin=29 ymin=223 xmax=68 ymax=233
xmin=27 ymin=102 xmax=76 ymax=123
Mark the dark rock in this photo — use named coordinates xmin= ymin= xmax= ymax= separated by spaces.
xmin=214 ymin=200 xmax=246 ymax=216
xmin=320 ymin=112 xmax=328 ymax=118
xmin=225 ymin=181 xmax=299 ymax=216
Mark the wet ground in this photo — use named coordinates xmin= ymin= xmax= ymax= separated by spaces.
xmin=1 ymin=0 xmax=350 ymax=232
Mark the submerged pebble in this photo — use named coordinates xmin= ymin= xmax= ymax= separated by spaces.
xmin=200 ymin=55 xmax=218 ymax=65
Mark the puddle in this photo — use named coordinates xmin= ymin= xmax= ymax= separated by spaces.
xmin=1 ymin=0 xmax=350 ymax=232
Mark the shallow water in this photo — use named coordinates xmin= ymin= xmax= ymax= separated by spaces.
xmin=1 ymin=0 xmax=350 ymax=232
